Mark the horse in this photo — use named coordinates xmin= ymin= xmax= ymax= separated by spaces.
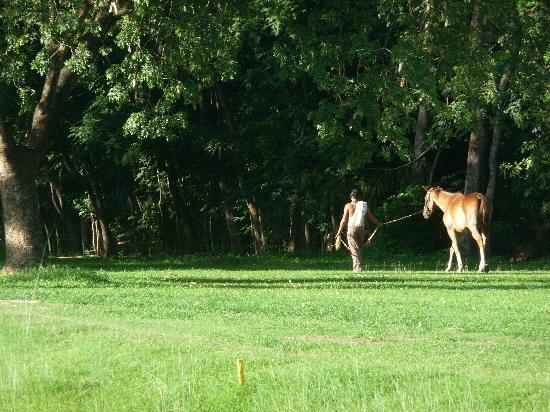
xmin=422 ymin=187 xmax=490 ymax=272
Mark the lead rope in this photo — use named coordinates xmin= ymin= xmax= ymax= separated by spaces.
xmin=366 ymin=210 xmax=423 ymax=245
xmin=336 ymin=210 xmax=423 ymax=249
xmin=382 ymin=210 xmax=423 ymax=225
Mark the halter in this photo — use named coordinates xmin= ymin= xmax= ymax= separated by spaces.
xmin=423 ymin=191 xmax=434 ymax=218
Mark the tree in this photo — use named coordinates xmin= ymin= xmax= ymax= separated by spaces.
xmin=0 ymin=1 xmax=126 ymax=271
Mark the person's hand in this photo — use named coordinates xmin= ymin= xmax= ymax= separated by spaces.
xmin=377 ymin=222 xmax=384 ymax=228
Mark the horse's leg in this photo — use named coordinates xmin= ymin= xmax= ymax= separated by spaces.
xmin=445 ymin=247 xmax=455 ymax=272
xmin=469 ymin=226 xmax=487 ymax=272
xmin=446 ymin=228 xmax=463 ymax=272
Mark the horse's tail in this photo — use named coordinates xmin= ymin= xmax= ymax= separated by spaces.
xmin=477 ymin=194 xmax=490 ymax=244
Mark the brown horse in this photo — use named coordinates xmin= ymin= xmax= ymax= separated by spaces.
xmin=423 ymin=187 xmax=490 ymax=272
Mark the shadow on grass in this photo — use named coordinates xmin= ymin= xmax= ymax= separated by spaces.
xmin=134 ymin=275 xmax=550 ymax=291
xmin=1 ymin=254 xmax=548 ymax=291
xmin=5 ymin=272 xmax=548 ymax=291
xmin=43 ymin=253 xmax=550 ymax=272
xmin=48 ymin=255 xmax=351 ymax=271
xmin=0 ymin=268 xmax=113 ymax=287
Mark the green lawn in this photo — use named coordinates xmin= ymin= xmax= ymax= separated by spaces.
xmin=0 ymin=253 xmax=549 ymax=411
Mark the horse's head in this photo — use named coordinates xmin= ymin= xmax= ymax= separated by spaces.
xmin=422 ymin=187 xmax=436 ymax=219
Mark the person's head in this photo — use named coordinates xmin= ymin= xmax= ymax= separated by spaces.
xmin=350 ymin=188 xmax=362 ymax=201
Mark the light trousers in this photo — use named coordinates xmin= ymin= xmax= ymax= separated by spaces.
xmin=347 ymin=226 xmax=365 ymax=272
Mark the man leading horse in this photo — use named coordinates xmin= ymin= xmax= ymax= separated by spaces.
xmin=336 ymin=189 xmax=383 ymax=272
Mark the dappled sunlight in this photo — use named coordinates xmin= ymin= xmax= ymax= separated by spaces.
xmin=2 ymin=220 xmax=42 ymax=273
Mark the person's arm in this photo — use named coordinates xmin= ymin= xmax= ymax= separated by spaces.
xmin=367 ymin=209 xmax=383 ymax=228
xmin=336 ymin=204 xmax=350 ymax=237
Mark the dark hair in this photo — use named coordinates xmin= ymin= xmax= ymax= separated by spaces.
xmin=350 ymin=188 xmax=361 ymax=199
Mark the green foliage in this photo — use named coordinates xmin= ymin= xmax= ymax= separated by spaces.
xmin=501 ymin=136 xmax=550 ymax=222
xmin=72 ymin=195 xmax=93 ymax=219
xmin=124 ymin=111 xmax=187 ymax=142
xmin=135 ymin=198 xmax=162 ymax=247
xmin=0 ymin=0 xmax=548 ymax=257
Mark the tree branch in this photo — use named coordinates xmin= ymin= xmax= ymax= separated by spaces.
xmin=22 ymin=44 xmax=69 ymax=153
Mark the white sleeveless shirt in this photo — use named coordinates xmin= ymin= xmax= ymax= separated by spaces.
xmin=348 ymin=201 xmax=367 ymax=229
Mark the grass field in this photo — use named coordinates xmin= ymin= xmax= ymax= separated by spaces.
xmin=0 ymin=252 xmax=549 ymax=411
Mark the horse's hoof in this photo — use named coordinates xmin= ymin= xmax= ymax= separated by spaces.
xmin=445 ymin=267 xmax=451 ymax=272
xmin=477 ymin=263 xmax=489 ymax=272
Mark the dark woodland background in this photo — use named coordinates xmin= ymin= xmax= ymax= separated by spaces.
xmin=0 ymin=1 xmax=548 ymax=268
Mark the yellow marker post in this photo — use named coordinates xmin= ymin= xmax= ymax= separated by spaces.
xmin=236 ymin=359 xmax=245 ymax=385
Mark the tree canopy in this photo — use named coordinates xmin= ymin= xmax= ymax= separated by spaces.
xmin=0 ymin=0 xmax=548 ymax=269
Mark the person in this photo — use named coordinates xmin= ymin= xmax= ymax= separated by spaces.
xmin=336 ymin=188 xmax=383 ymax=272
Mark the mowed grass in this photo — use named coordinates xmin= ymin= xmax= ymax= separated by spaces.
xmin=0 ymin=253 xmax=548 ymax=411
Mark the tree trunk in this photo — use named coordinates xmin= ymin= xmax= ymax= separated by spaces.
xmin=258 ymin=208 xmax=267 ymax=250
xmin=413 ymin=106 xmax=429 ymax=181
xmin=91 ymin=219 xmax=98 ymax=254
xmin=486 ymin=110 xmax=502 ymax=219
xmin=288 ymin=202 xmax=299 ymax=253
xmin=60 ymin=147 xmax=115 ymax=257
xmin=208 ymin=215 xmax=215 ymax=253
xmin=164 ymin=159 xmax=194 ymax=253
xmin=0 ymin=47 xmax=71 ymax=271
xmin=81 ymin=217 xmax=91 ymax=253
xmin=43 ymin=221 xmax=55 ymax=256
xmin=0 ymin=150 xmax=43 ymax=272
xmin=156 ymin=167 xmax=166 ymax=252
xmin=327 ymin=208 xmax=338 ymax=251
xmin=304 ymin=222 xmax=312 ymax=251
xmin=428 ymin=146 xmax=442 ymax=186
xmin=482 ymin=110 xmax=502 ymax=257
xmin=486 ymin=25 xmax=519 ymax=219
xmin=464 ymin=116 xmax=488 ymax=194
xmin=464 ymin=0 xmax=485 ymax=195
xmin=46 ymin=181 xmax=63 ymax=256
xmin=469 ymin=1 xmax=482 ymax=48
xmin=65 ymin=212 xmax=81 ymax=255
xmin=462 ymin=116 xmax=488 ymax=255
xmin=247 ymin=200 xmax=264 ymax=253
xmin=97 ymin=218 xmax=111 ymax=256
xmin=485 ymin=29 xmax=518 ymax=251
xmin=222 ymin=204 xmax=240 ymax=253
xmin=89 ymin=177 xmax=114 ymax=257
xmin=238 ymin=176 xmax=264 ymax=253
xmin=218 ymin=178 xmax=241 ymax=253
xmin=49 ymin=181 xmax=80 ymax=256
